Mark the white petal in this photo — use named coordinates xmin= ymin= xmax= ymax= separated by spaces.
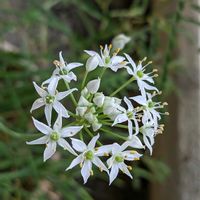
xmin=86 ymin=55 xmax=99 ymax=72
xmin=130 ymin=95 xmax=147 ymax=105
xmin=124 ymin=97 xmax=133 ymax=111
xmin=61 ymin=126 xmax=83 ymax=137
xmin=133 ymin=118 xmax=139 ymax=135
xmin=30 ymin=98 xmax=44 ymax=112
xmin=111 ymin=143 xmax=121 ymax=155
xmin=26 ymin=135 xmax=48 ymax=145
xmin=59 ymin=51 xmax=65 ymax=67
xmin=81 ymin=160 xmax=92 ymax=184
xmin=57 ymin=138 xmax=77 ymax=155
xmin=93 ymin=92 xmax=105 ymax=107
xmin=71 ymin=138 xmax=87 ymax=152
xmin=66 ymin=155 xmax=83 ymax=170
xmin=109 ymin=164 xmax=119 ymax=185
xmin=45 ymin=104 xmax=52 ymax=126
xmin=124 ymin=53 xmax=137 ymax=71
xmin=43 ymin=141 xmax=57 ymax=162
xmin=33 ymin=82 xmax=47 ymax=97
xmin=53 ymin=101 xmax=69 ymax=118
xmin=56 ymin=88 xmax=77 ymax=101
xmin=126 ymin=135 xmax=144 ymax=149
xmin=118 ymin=163 xmax=132 ymax=179
xmin=93 ymin=157 xmax=108 ymax=173
xmin=125 ymin=66 xmax=134 ymax=75
xmin=88 ymin=134 xmax=100 ymax=149
xmin=32 ymin=117 xmax=52 ymax=135
xmin=112 ymin=113 xmax=128 ymax=126
xmin=47 ymin=77 xmax=58 ymax=95
xmin=111 ymin=55 xmax=124 ymax=65
xmin=67 ymin=62 xmax=83 ymax=71
xmin=143 ymin=135 xmax=153 ymax=155
xmin=53 ymin=112 xmax=62 ymax=130
xmin=142 ymin=81 xmax=158 ymax=92
xmin=95 ymin=144 xmax=113 ymax=156
xmin=84 ymin=50 xmax=98 ymax=56
xmin=62 ymin=73 xmax=76 ymax=83
xmin=128 ymin=119 xmax=133 ymax=138
xmin=86 ymin=78 xmax=100 ymax=94
xmin=122 ymin=151 xmax=142 ymax=161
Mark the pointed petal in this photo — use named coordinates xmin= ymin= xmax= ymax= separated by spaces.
xmin=126 ymin=135 xmax=144 ymax=149
xmin=128 ymin=119 xmax=133 ymax=138
xmin=81 ymin=160 xmax=92 ymax=184
xmin=67 ymin=62 xmax=83 ymax=71
xmin=53 ymin=101 xmax=69 ymax=118
xmin=44 ymin=104 xmax=52 ymax=126
xmin=109 ymin=164 xmax=119 ymax=185
xmin=124 ymin=53 xmax=137 ymax=71
xmin=118 ymin=163 xmax=132 ymax=179
xmin=88 ymin=134 xmax=99 ymax=149
xmin=95 ymin=144 xmax=113 ymax=156
xmin=112 ymin=113 xmax=128 ymax=126
xmin=33 ymin=82 xmax=47 ymax=97
xmin=71 ymin=138 xmax=87 ymax=152
xmin=59 ymin=51 xmax=65 ymax=67
xmin=124 ymin=97 xmax=133 ymax=111
xmin=93 ymin=157 xmax=108 ymax=173
xmin=53 ymin=112 xmax=62 ymax=130
xmin=66 ymin=155 xmax=83 ymax=170
xmin=56 ymin=88 xmax=77 ymax=101
xmin=111 ymin=143 xmax=121 ymax=155
xmin=143 ymin=135 xmax=153 ymax=155
xmin=130 ymin=95 xmax=147 ymax=105
xmin=61 ymin=126 xmax=83 ymax=137
xmin=57 ymin=138 xmax=77 ymax=155
xmin=47 ymin=77 xmax=58 ymax=95
xmin=32 ymin=117 xmax=52 ymax=135
xmin=26 ymin=135 xmax=48 ymax=145
xmin=86 ymin=78 xmax=100 ymax=94
xmin=30 ymin=98 xmax=45 ymax=112
xmin=122 ymin=151 xmax=142 ymax=161
xmin=43 ymin=141 xmax=57 ymax=162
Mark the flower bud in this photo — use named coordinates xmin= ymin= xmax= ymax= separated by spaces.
xmin=92 ymin=122 xmax=102 ymax=131
xmin=86 ymin=55 xmax=99 ymax=72
xmin=93 ymin=92 xmax=105 ymax=107
xmin=86 ymin=78 xmax=100 ymax=94
xmin=84 ymin=112 xmax=95 ymax=123
xmin=112 ymin=34 xmax=131 ymax=50
xmin=76 ymin=106 xmax=87 ymax=117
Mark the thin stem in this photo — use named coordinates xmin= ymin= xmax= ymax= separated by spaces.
xmin=79 ymin=130 xmax=83 ymax=141
xmin=101 ymin=121 xmax=128 ymax=129
xmin=81 ymin=71 xmax=88 ymax=89
xmin=64 ymin=81 xmax=77 ymax=106
xmin=84 ymin=127 xmax=102 ymax=146
xmin=99 ymin=67 xmax=107 ymax=78
xmin=100 ymin=128 xmax=127 ymax=140
xmin=110 ymin=76 xmax=135 ymax=97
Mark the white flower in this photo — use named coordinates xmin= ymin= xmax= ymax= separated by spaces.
xmin=124 ymin=53 xmax=158 ymax=97
xmin=130 ymin=93 xmax=163 ymax=130
xmin=103 ymin=97 xmax=123 ymax=120
xmin=86 ymin=78 xmax=100 ymax=94
xmin=66 ymin=134 xmax=108 ymax=184
xmin=85 ymin=45 xmax=127 ymax=72
xmin=124 ymin=135 xmax=145 ymax=149
xmin=107 ymin=143 xmax=142 ymax=185
xmin=86 ymin=55 xmax=99 ymax=72
xmin=112 ymin=34 xmax=131 ymax=50
xmin=31 ymin=81 xmax=77 ymax=125
xmin=112 ymin=97 xmax=139 ymax=138
xmin=26 ymin=114 xmax=83 ymax=161
xmin=42 ymin=51 xmax=83 ymax=86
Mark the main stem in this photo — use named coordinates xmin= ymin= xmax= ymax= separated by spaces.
xmin=100 ymin=128 xmax=127 ymax=140
xmin=81 ymin=71 xmax=88 ymax=89
xmin=110 ymin=76 xmax=135 ymax=97
xmin=84 ymin=127 xmax=102 ymax=146
xmin=64 ymin=81 xmax=77 ymax=106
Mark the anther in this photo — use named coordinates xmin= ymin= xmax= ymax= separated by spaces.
xmin=165 ymin=112 xmax=169 ymax=115
xmin=109 ymin=44 xmax=112 ymax=49
xmin=127 ymin=166 xmax=132 ymax=170
xmin=100 ymin=45 xmax=103 ymax=50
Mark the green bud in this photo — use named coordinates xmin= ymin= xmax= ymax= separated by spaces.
xmin=85 ymin=150 xmax=94 ymax=160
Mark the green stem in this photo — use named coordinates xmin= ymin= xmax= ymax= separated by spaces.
xmin=99 ymin=67 xmax=107 ymax=78
xmin=84 ymin=127 xmax=102 ymax=146
xmin=100 ymin=128 xmax=127 ymax=140
xmin=79 ymin=130 xmax=83 ymax=141
xmin=110 ymin=76 xmax=135 ymax=97
xmin=101 ymin=121 xmax=128 ymax=129
xmin=64 ymin=81 xmax=77 ymax=106
xmin=81 ymin=71 xmax=88 ymax=89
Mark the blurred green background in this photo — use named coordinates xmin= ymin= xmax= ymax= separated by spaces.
xmin=0 ymin=0 xmax=198 ymax=200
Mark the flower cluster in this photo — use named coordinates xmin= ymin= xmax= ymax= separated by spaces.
xmin=27 ymin=44 xmax=168 ymax=185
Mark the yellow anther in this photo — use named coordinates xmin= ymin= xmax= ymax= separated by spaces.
xmin=127 ymin=166 xmax=133 ymax=171
xmin=130 ymin=150 xmax=137 ymax=154
xmin=95 ymin=147 xmax=99 ymax=151
xmin=103 ymin=153 xmax=109 ymax=156
xmin=120 ymin=61 xmax=126 ymax=65
xmin=163 ymin=102 xmax=168 ymax=106
xmin=153 ymin=69 xmax=158 ymax=72
xmin=153 ymin=74 xmax=159 ymax=77
xmin=134 ymin=157 xmax=140 ymax=161
xmin=165 ymin=112 xmax=170 ymax=115
xmin=100 ymin=45 xmax=103 ymax=50
xmin=99 ymin=168 xmax=103 ymax=172
xmin=80 ymin=163 xmax=83 ymax=168
xmin=53 ymin=60 xmax=60 ymax=66
xmin=109 ymin=44 xmax=112 ymax=49
xmin=90 ymin=170 xmax=94 ymax=176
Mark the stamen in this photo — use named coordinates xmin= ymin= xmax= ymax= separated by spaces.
xmin=100 ymin=45 xmax=103 ymax=50
xmin=127 ymin=166 xmax=132 ymax=171
xmin=53 ymin=60 xmax=60 ymax=66
xmin=109 ymin=44 xmax=112 ymax=49
xmin=130 ymin=150 xmax=137 ymax=154
xmin=165 ymin=112 xmax=170 ymax=115
xmin=163 ymin=102 xmax=168 ymax=106
xmin=90 ymin=170 xmax=94 ymax=176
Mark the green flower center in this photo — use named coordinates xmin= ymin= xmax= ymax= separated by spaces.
xmin=127 ymin=111 xmax=133 ymax=118
xmin=85 ymin=150 xmax=94 ymax=160
xmin=59 ymin=69 xmax=68 ymax=75
xmin=137 ymin=70 xmax=144 ymax=78
xmin=115 ymin=155 xmax=124 ymax=163
xmin=45 ymin=95 xmax=55 ymax=104
xmin=148 ymin=101 xmax=155 ymax=108
xmin=50 ymin=132 xmax=59 ymax=141
xmin=105 ymin=57 xmax=111 ymax=64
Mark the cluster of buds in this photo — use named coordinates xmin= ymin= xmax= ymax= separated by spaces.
xmin=27 ymin=40 xmax=168 ymax=185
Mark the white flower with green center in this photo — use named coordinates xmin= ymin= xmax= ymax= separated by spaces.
xmin=31 ymin=81 xmax=77 ymax=125
xmin=66 ymin=134 xmax=108 ymax=184
xmin=112 ymin=97 xmax=139 ymax=138
xmin=42 ymin=51 xmax=83 ymax=86
xmin=107 ymin=143 xmax=142 ymax=185
xmin=26 ymin=114 xmax=83 ymax=161
xmin=112 ymin=33 xmax=131 ymax=50
xmin=130 ymin=93 xmax=166 ymax=130
xmin=124 ymin=53 xmax=158 ymax=97
xmin=85 ymin=44 xmax=127 ymax=72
